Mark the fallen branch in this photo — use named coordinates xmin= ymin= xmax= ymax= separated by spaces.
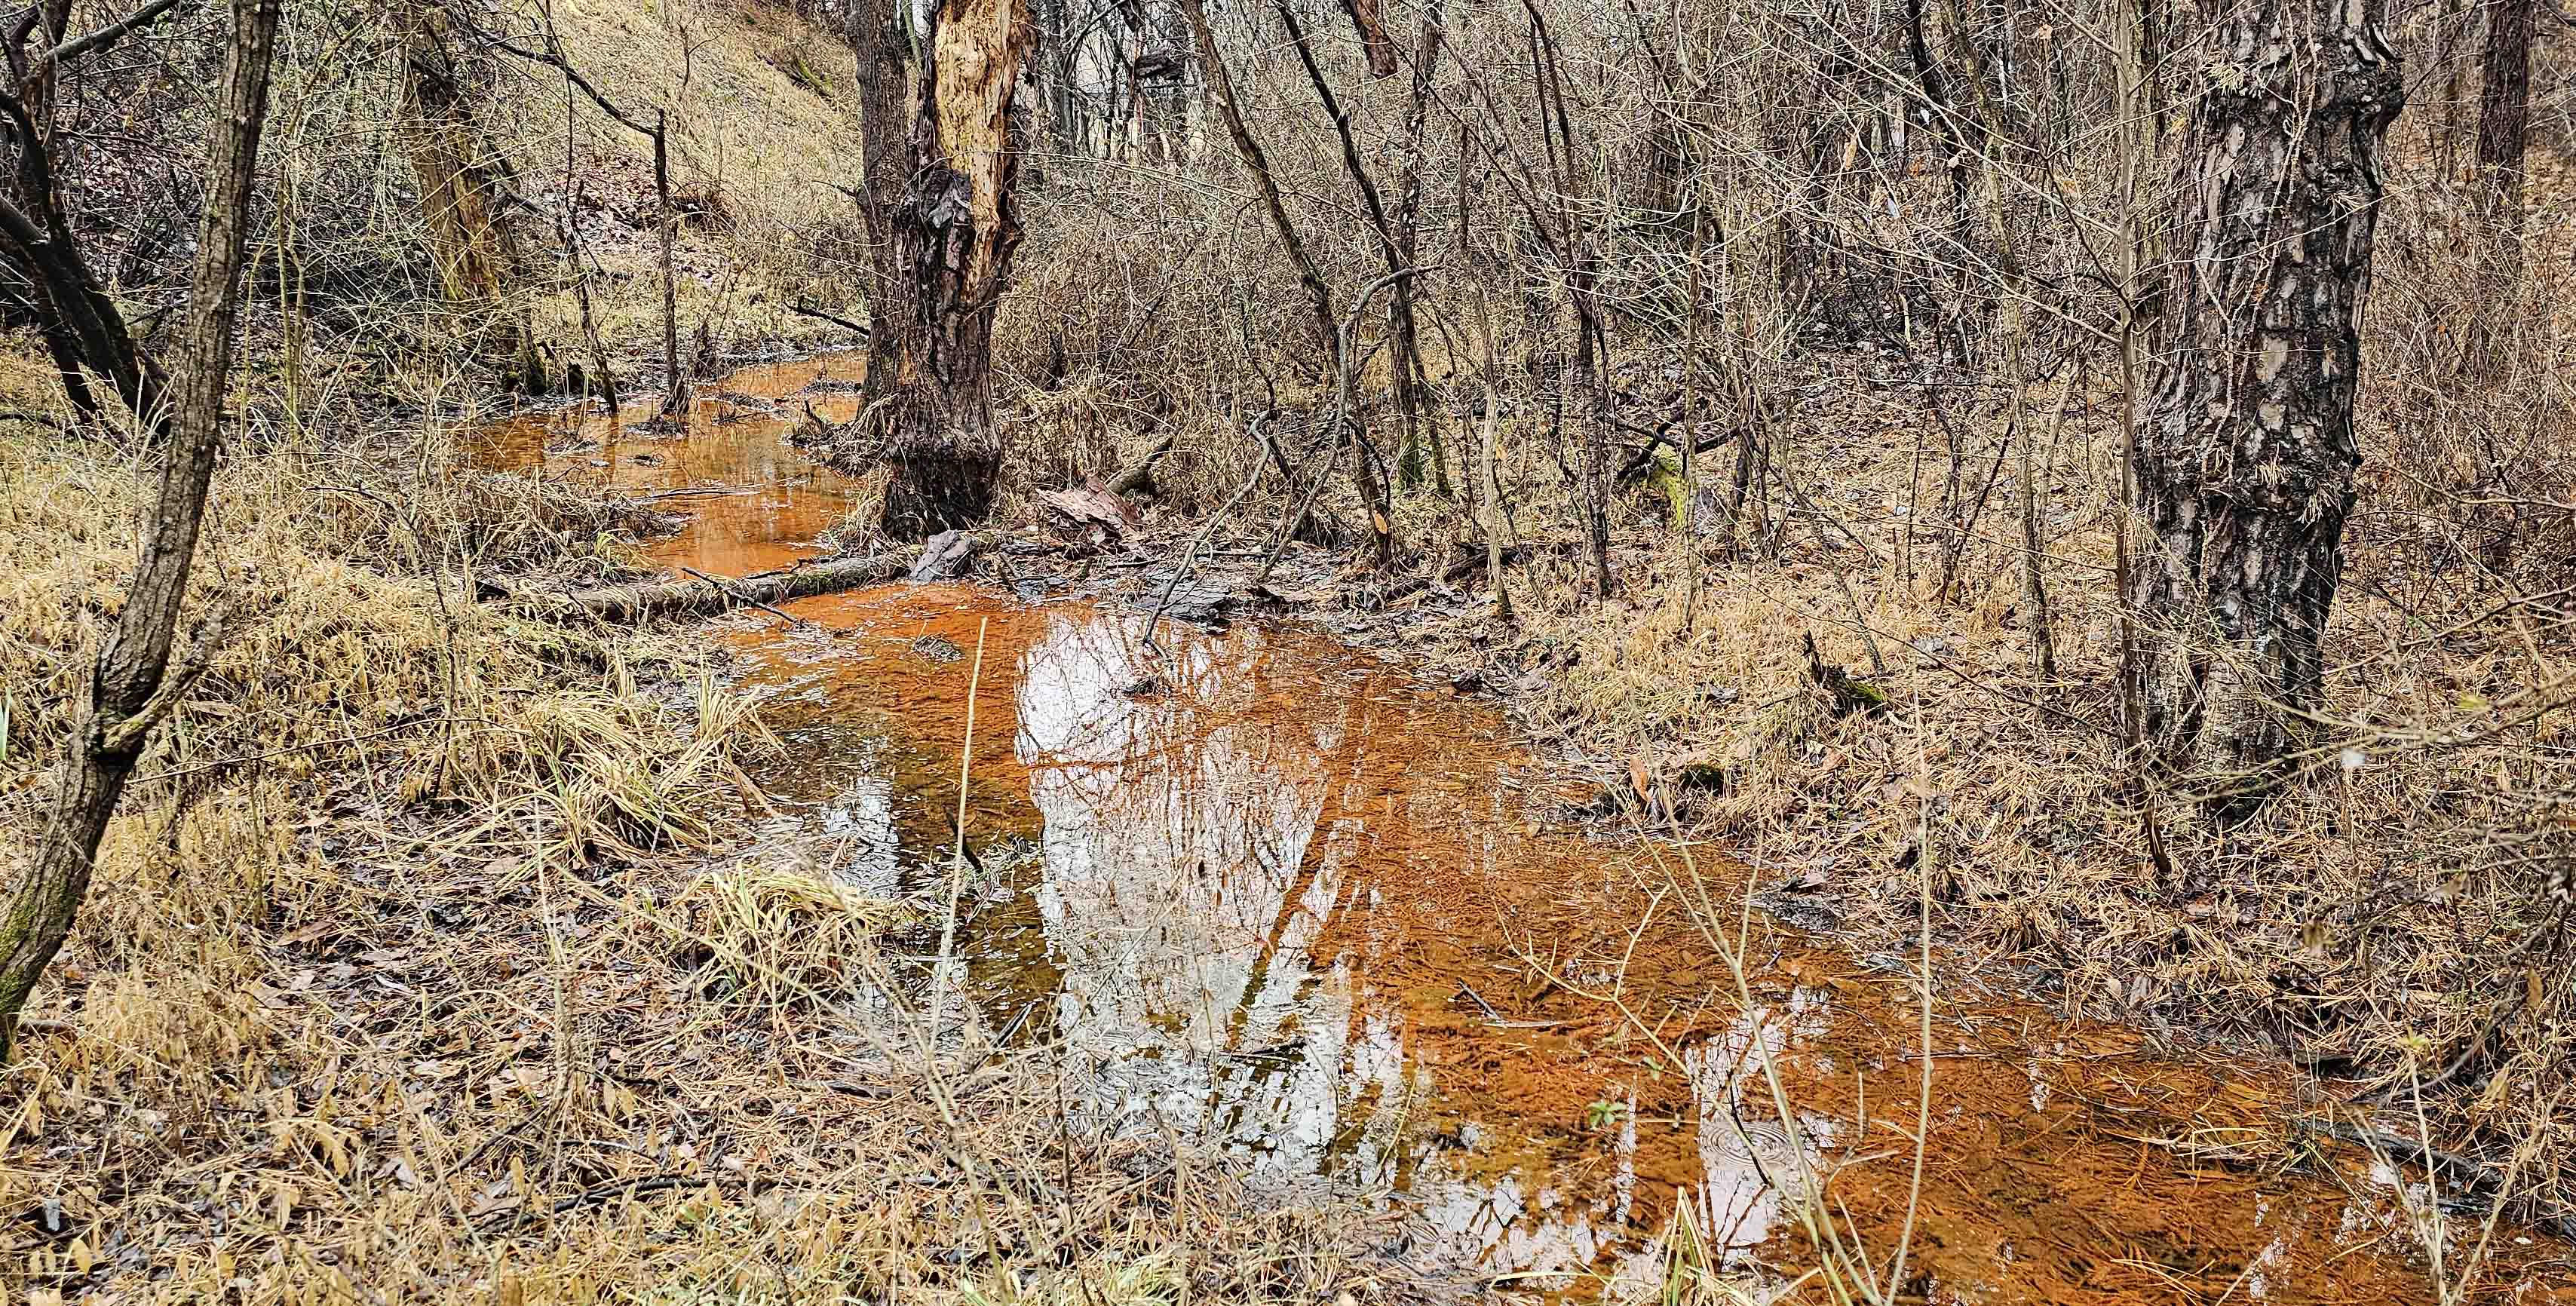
xmin=788 ymin=300 xmax=870 ymax=336
xmin=1613 ymin=424 xmax=1741 ymax=487
xmin=486 ymin=556 xmax=903 ymax=623
xmin=678 ymin=565 xmax=812 ymax=627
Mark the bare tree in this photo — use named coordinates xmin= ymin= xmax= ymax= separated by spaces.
xmin=848 ymin=0 xmax=1038 ymax=539
xmin=0 ymin=0 xmax=186 ymax=429
xmin=397 ymin=0 xmax=545 ymax=393
xmin=0 ymin=0 xmax=284 ymax=1057
xmin=473 ymin=14 xmax=689 ymax=414
xmin=2127 ymin=0 xmax=2403 ymax=815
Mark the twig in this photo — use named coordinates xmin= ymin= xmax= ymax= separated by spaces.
xmin=1142 ymin=434 xmax=1274 ymax=653
xmin=29 ymin=0 xmax=185 ymax=74
xmin=788 ymin=300 xmax=870 ymax=336
xmin=480 ymin=1173 xmax=704 ymax=1231
xmin=930 ymin=618 xmax=989 ymax=1045
xmin=677 ymin=565 xmax=809 ymax=628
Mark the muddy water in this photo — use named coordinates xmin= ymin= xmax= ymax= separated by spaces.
xmin=476 ymin=360 xmax=2574 ymax=1304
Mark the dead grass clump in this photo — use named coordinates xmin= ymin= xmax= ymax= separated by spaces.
xmin=439 ymin=468 xmax=669 ymax=577
xmin=671 ymin=861 xmax=915 ymax=1010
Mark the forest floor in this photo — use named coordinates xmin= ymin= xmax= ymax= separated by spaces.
xmin=2 ymin=0 xmax=2572 ymax=1298
xmin=8 ymin=320 xmax=2574 ymax=1301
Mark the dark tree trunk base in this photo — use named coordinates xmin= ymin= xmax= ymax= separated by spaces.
xmin=882 ymin=449 xmax=998 ymax=541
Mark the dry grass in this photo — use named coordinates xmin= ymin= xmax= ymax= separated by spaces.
xmin=1359 ymin=223 xmax=2576 ymax=1240
xmin=0 ymin=388 xmax=1403 ymax=1302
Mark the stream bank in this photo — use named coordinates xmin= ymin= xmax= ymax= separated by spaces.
xmin=471 ymin=352 xmax=2576 ymax=1303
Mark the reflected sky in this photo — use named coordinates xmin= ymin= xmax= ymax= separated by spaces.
xmin=713 ymin=588 xmax=2562 ymax=1302
xmin=474 ymin=357 xmax=2575 ymax=1303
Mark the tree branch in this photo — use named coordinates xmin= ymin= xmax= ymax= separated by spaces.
xmin=29 ymin=0 xmax=188 ymax=75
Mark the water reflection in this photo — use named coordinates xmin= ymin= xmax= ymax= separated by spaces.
xmin=471 ymin=355 xmax=2573 ymax=1302
xmin=728 ymin=590 xmax=2570 ymax=1302
xmin=1004 ymin=604 xmax=1679 ymax=1280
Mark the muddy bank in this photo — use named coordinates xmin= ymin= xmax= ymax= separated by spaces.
xmin=474 ymin=355 xmax=2576 ymax=1301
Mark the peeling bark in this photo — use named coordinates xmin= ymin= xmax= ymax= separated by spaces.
xmin=848 ymin=0 xmax=1035 ymax=540
xmin=2129 ymin=0 xmax=2403 ymax=815
xmin=1339 ymin=0 xmax=1398 ymax=77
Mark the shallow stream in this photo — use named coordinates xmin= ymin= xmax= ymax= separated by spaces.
xmin=473 ymin=356 xmax=2571 ymax=1304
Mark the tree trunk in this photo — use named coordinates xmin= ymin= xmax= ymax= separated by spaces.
xmin=1391 ymin=11 xmax=1449 ymax=498
xmin=2475 ymin=0 xmax=2532 ymax=250
xmin=1339 ymin=0 xmax=1398 ymax=77
xmin=397 ymin=0 xmax=544 ymax=393
xmin=848 ymin=0 xmax=1035 ymax=541
xmin=0 ymin=0 xmax=170 ymax=429
xmin=0 ymin=0 xmax=281 ymax=1059
xmin=2128 ymin=0 xmax=2401 ymax=817
xmin=652 ymin=112 xmax=687 ymax=415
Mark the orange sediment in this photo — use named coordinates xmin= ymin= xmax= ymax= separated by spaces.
xmin=479 ymin=359 xmax=2576 ymax=1303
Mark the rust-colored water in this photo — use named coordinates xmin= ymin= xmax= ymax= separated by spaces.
xmin=466 ymin=355 xmax=868 ymax=575
xmin=479 ymin=362 xmax=2576 ymax=1303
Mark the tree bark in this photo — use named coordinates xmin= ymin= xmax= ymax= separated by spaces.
xmin=848 ymin=0 xmax=1035 ymax=540
xmin=1339 ymin=0 xmax=1398 ymax=77
xmin=396 ymin=0 xmax=544 ymax=393
xmin=2128 ymin=0 xmax=2402 ymax=817
xmin=2475 ymin=0 xmax=2532 ymax=250
xmin=486 ymin=555 xmax=907 ymax=623
xmin=1391 ymin=11 xmax=1450 ymax=498
xmin=652 ymin=112 xmax=687 ymax=415
xmin=0 ymin=0 xmax=281 ymax=1059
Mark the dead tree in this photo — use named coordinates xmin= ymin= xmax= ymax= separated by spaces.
xmin=0 ymin=0 xmax=282 ymax=1058
xmin=846 ymin=0 xmax=1037 ymax=540
xmin=2127 ymin=0 xmax=2403 ymax=817
xmin=396 ymin=0 xmax=545 ymax=393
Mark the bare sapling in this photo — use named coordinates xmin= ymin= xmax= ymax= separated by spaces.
xmin=0 ymin=0 xmax=283 ymax=1056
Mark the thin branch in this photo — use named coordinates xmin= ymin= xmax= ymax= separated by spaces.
xmin=29 ymin=0 xmax=188 ymax=75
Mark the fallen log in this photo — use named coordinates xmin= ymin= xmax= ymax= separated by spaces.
xmin=485 ymin=555 xmax=905 ymax=623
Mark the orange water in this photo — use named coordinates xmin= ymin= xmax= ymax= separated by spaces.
xmin=475 ymin=360 xmax=2576 ymax=1303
